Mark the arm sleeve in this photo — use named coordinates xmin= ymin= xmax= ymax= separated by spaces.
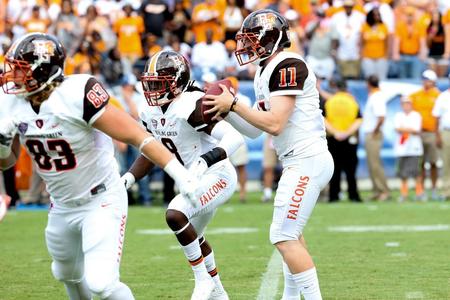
xmin=199 ymin=120 xmax=245 ymax=168
xmin=268 ymin=58 xmax=309 ymax=98
xmin=210 ymin=120 xmax=245 ymax=157
xmin=432 ymin=96 xmax=442 ymax=117
xmin=224 ymin=111 xmax=263 ymax=139
xmin=83 ymin=77 xmax=110 ymax=125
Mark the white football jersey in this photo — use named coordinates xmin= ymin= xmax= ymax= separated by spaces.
xmin=139 ymin=89 xmax=220 ymax=168
xmin=254 ymin=51 xmax=327 ymax=161
xmin=0 ymin=74 xmax=117 ymax=205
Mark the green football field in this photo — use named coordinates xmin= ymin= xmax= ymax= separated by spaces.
xmin=1 ymin=193 xmax=450 ymax=300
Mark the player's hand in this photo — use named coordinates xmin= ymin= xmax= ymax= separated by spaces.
xmin=203 ymin=84 xmax=235 ymax=121
xmin=0 ymin=118 xmax=17 ymax=159
xmin=0 ymin=194 xmax=11 ymax=222
xmin=121 ymin=172 xmax=135 ymax=190
xmin=188 ymin=157 xmax=208 ymax=179
xmin=178 ymin=176 xmax=202 ymax=208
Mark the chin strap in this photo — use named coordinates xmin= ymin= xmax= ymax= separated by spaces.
xmin=24 ymin=67 xmax=63 ymax=98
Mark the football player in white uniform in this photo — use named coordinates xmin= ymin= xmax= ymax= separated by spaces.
xmin=0 ymin=33 xmax=201 ymax=300
xmin=203 ymin=10 xmax=334 ymax=300
xmin=121 ymin=50 xmax=244 ymax=300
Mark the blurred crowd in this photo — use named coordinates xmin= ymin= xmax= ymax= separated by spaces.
xmin=1 ymin=0 xmax=450 ymax=206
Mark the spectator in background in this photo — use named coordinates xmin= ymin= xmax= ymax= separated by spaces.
xmin=394 ymin=96 xmax=424 ymax=202
xmin=100 ymin=46 xmax=129 ymax=94
xmin=191 ymin=28 xmax=228 ymax=82
xmin=80 ymin=4 xmax=116 ymax=53
xmin=410 ymin=69 xmax=441 ymax=200
xmin=363 ymin=0 xmax=395 ymax=33
xmin=432 ymin=75 xmax=450 ymax=200
xmin=306 ymin=7 xmax=335 ymax=80
xmin=223 ymin=0 xmax=245 ymax=41
xmin=163 ymin=35 xmax=191 ymax=63
xmin=361 ymin=75 xmax=390 ymax=201
xmin=113 ymin=4 xmax=145 ymax=66
xmin=166 ymin=1 xmax=191 ymax=44
xmin=330 ymin=0 xmax=366 ymax=79
xmin=65 ymin=40 xmax=94 ymax=75
xmin=20 ymin=5 xmax=51 ymax=33
xmin=191 ymin=0 xmax=224 ymax=43
xmin=143 ymin=33 xmax=163 ymax=58
xmin=139 ymin=0 xmax=171 ymax=41
xmin=284 ymin=9 xmax=305 ymax=57
xmin=52 ymin=0 xmax=82 ymax=57
xmin=426 ymin=9 xmax=448 ymax=78
xmin=227 ymin=76 xmax=250 ymax=203
xmin=392 ymin=6 xmax=427 ymax=79
xmin=324 ymin=78 xmax=362 ymax=202
xmin=360 ymin=8 xmax=389 ymax=80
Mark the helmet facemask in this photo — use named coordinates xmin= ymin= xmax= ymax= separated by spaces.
xmin=2 ymin=58 xmax=36 ymax=95
xmin=235 ymin=32 xmax=266 ymax=66
xmin=141 ymin=74 xmax=180 ymax=106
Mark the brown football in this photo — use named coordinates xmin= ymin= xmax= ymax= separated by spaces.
xmin=201 ymin=79 xmax=234 ymax=123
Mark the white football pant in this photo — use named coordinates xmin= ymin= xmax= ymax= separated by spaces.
xmin=270 ymin=151 xmax=334 ymax=244
xmin=45 ymin=177 xmax=132 ymax=299
xmin=168 ymin=160 xmax=237 ymax=237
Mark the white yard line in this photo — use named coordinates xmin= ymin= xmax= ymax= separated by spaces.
xmin=257 ymin=250 xmax=283 ymax=300
xmin=405 ymin=291 xmax=424 ymax=299
xmin=328 ymin=224 xmax=450 ymax=233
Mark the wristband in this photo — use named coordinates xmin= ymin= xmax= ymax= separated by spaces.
xmin=230 ymin=96 xmax=239 ymax=112
xmin=138 ymin=136 xmax=155 ymax=153
xmin=164 ymin=158 xmax=189 ymax=184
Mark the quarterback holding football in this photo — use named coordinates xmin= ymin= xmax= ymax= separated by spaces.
xmin=204 ymin=9 xmax=334 ymax=300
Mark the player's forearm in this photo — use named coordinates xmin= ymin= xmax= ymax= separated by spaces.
xmin=224 ymin=112 xmax=263 ymax=138
xmin=211 ymin=121 xmax=245 ymax=157
xmin=128 ymin=154 xmax=154 ymax=181
xmin=0 ymin=136 xmax=20 ymax=170
xmin=233 ymin=101 xmax=283 ymax=136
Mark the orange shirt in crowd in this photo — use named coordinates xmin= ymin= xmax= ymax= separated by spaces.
xmin=395 ymin=21 xmax=426 ymax=55
xmin=113 ymin=15 xmax=145 ymax=59
xmin=442 ymin=9 xmax=450 ymax=25
xmin=361 ymin=23 xmax=389 ymax=59
xmin=23 ymin=17 xmax=50 ymax=33
xmin=290 ymin=0 xmax=311 ymax=16
xmin=191 ymin=1 xmax=224 ymax=42
xmin=410 ymin=87 xmax=441 ymax=131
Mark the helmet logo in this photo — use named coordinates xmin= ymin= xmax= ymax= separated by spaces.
xmin=257 ymin=14 xmax=277 ymax=30
xmin=32 ymin=40 xmax=55 ymax=63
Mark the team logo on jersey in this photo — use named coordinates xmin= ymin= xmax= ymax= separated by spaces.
xmin=151 ymin=119 xmax=158 ymax=129
xmin=35 ymin=119 xmax=44 ymax=129
xmin=161 ymin=118 xmax=166 ymax=126
xmin=18 ymin=122 xmax=28 ymax=135
xmin=32 ymin=40 xmax=55 ymax=63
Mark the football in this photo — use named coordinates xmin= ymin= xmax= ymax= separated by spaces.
xmin=201 ymin=79 xmax=234 ymax=124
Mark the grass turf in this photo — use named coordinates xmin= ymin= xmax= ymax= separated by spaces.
xmin=1 ymin=193 xmax=449 ymax=300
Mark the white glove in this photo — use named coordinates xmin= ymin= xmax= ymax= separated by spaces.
xmin=164 ymin=158 xmax=202 ymax=208
xmin=121 ymin=172 xmax=135 ymax=190
xmin=188 ymin=157 xmax=209 ymax=179
xmin=178 ymin=176 xmax=202 ymax=208
xmin=0 ymin=118 xmax=17 ymax=159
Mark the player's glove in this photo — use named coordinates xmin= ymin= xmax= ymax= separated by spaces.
xmin=121 ymin=172 xmax=135 ymax=190
xmin=188 ymin=157 xmax=208 ymax=179
xmin=164 ymin=158 xmax=202 ymax=208
xmin=0 ymin=118 xmax=17 ymax=159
